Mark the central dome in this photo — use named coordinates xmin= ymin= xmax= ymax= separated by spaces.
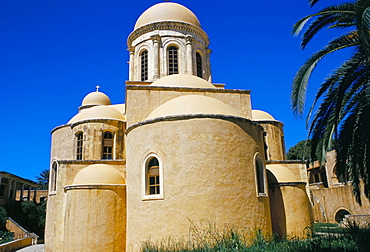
xmin=134 ymin=2 xmax=201 ymax=30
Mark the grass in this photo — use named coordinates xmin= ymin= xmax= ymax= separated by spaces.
xmin=141 ymin=222 xmax=370 ymax=252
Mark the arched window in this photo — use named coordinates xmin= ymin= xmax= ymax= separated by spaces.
xmin=50 ymin=162 xmax=58 ymax=193
xmin=140 ymin=50 xmax=148 ymax=81
xmin=168 ymin=46 xmax=178 ymax=75
xmin=76 ymin=132 xmax=83 ymax=160
xmin=147 ymin=157 xmax=160 ymax=195
xmin=255 ymin=154 xmax=267 ymax=196
xmin=102 ymin=131 xmax=114 ymax=160
xmin=196 ymin=52 xmax=202 ymax=78
xmin=142 ymin=154 xmax=164 ymax=199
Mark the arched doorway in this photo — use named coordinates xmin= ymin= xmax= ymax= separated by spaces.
xmin=335 ymin=209 xmax=351 ymax=223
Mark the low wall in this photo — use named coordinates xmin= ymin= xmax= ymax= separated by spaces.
xmin=5 ymin=218 xmax=38 ymax=244
xmin=0 ymin=237 xmax=32 ymax=252
xmin=341 ymin=214 xmax=370 ymax=228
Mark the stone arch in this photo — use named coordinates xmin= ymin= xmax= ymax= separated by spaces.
xmin=334 ymin=208 xmax=351 ymax=223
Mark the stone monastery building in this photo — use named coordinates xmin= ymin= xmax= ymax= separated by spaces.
xmin=45 ymin=2 xmax=312 ymax=251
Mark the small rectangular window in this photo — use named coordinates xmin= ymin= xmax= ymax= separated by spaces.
xmin=102 ymin=132 xmax=114 ymax=160
xmin=76 ymin=132 xmax=83 ymax=160
xmin=168 ymin=46 xmax=178 ymax=75
xmin=141 ymin=50 xmax=148 ymax=81
xmin=196 ymin=52 xmax=202 ymax=78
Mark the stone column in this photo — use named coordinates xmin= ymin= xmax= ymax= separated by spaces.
xmin=28 ymin=186 xmax=31 ymax=201
xmin=20 ymin=183 xmax=25 ymax=201
xmin=7 ymin=180 xmax=12 ymax=199
xmin=33 ymin=188 xmax=37 ymax=203
xmin=151 ymin=35 xmax=161 ymax=80
xmin=128 ymin=47 xmax=135 ymax=81
xmin=185 ymin=35 xmax=194 ymax=75
xmin=206 ymin=48 xmax=212 ymax=82
xmin=11 ymin=181 xmax=17 ymax=202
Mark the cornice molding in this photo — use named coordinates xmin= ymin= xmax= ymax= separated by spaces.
xmin=127 ymin=21 xmax=209 ymax=47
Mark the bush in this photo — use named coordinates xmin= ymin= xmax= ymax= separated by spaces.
xmin=0 ymin=230 xmax=14 ymax=244
xmin=0 ymin=207 xmax=8 ymax=231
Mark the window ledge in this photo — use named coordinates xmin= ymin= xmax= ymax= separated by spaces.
xmin=142 ymin=195 xmax=164 ymax=201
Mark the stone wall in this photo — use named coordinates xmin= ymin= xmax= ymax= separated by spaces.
xmin=311 ymin=183 xmax=370 ymax=223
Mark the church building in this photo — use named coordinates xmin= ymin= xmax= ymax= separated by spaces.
xmin=45 ymin=2 xmax=312 ymax=251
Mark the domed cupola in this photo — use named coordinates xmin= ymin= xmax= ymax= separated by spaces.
xmin=79 ymin=86 xmax=111 ymax=110
xmin=127 ymin=2 xmax=212 ymax=83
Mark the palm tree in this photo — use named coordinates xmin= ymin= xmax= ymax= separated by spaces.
xmin=36 ymin=169 xmax=49 ymax=190
xmin=291 ymin=0 xmax=370 ymax=204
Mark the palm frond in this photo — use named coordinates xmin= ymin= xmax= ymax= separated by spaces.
xmin=293 ymin=3 xmax=356 ymax=37
xmin=358 ymin=6 xmax=370 ymax=56
xmin=306 ymin=50 xmax=363 ymax=126
xmin=291 ymin=33 xmax=358 ymax=116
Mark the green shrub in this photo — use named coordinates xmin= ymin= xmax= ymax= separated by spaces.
xmin=0 ymin=230 xmax=14 ymax=244
xmin=0 ymin=207 xmax=8 ymax=231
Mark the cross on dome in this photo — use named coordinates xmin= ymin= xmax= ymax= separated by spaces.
xmin=96 ymin=85 xmax=100 ymax=92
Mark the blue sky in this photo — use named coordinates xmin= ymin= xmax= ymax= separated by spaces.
xmin=0 ymin=0 xmax=352 ymax=180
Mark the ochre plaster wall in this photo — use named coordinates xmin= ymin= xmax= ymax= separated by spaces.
xmin=268 ymin=173 xmax=312 ymax=239
xmin=51 ymin=126 xmax=74 ymax=161
xmin=44 ymin=161 xmax=126 ymax=252
xmin=311 ymin=183 xmax=370 ymax=223
xmin=258 ymin=122 xmax=286 ymax=161
xmin=125 ymin=87 xmax=252 ymax=127
xmin=126 ymin=117 xmax=271 ymax=251
xmin=279 ymin=184 xmax=312 ymax=238
xmin=64 ymin=187 xmax=126 ymax=252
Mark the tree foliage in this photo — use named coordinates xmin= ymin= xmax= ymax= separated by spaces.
xmin=292 ymin=0 xmax=370 ymax=204
xmin=19 ymin=201 xmax=47 ymax=238
xmin=287 ymin=140 xmax=315 ymax=160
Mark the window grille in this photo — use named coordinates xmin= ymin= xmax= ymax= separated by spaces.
xmin=141 ymin=50 xmax=148 ymax=81
xmin=168 ymin=46 xmax=178 ymax=75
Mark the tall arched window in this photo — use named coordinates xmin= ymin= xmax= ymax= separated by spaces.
xmin=76 ymin=132 xmax=83 ymax=160
xmin=168 ymin=46 xmax=178 ymax=75
xmin=255 ymin=154 xmax=267 ymax=196
xmin=102 ymin=131 xmax=114 ymax=160
xmin=147 ymin=157 xmax=160 ymax=195
xmin=143 ymin=153 xmax=163 ymax=200
xmin=196 ymin=52 xmax=202 ymax=78
xmin=140 ymin=50 xmax=148 ymax=81
xmin=50 ymin=162 xmax=58 ymax=192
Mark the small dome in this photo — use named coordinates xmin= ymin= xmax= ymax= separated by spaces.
xmin=252 ymin=110 xmax=275 ymax=121
xmin=146 ymin=95 xmax=241 ymax=120
xmin=82 ymin=91 xmax=111 ymax=107
xmin=150 ymin=74 xmax=215 ymax=88
xmin=134 ymin=2 xmax=201 ymax=30
xmin=73 ymin=164 xmax=125 ymax=185
xmin=267 ymin=164 xmax=297 ymax=183
xmin=68 ymin=106 xmax=125 ymax=124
